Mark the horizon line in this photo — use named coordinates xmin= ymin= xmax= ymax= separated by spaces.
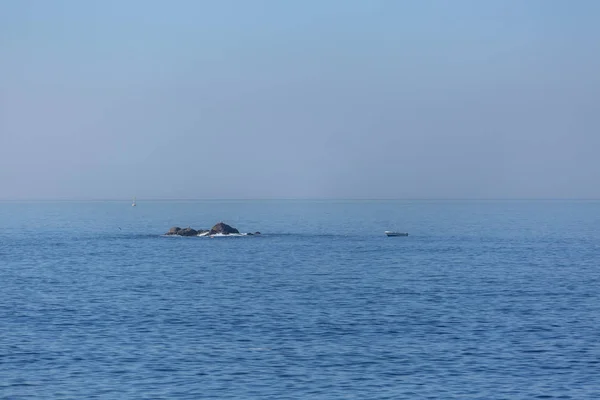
xmin=1 ymin=197 xmax=600 ymax=202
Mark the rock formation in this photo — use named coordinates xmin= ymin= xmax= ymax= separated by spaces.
xmin=165 ymin=226 xmax=199 ymax=236
xmin=167 ymin=227 xmax=181 ymax=235
xmin=164 ymin=222 xmax=253 ymax=237
xmin=208 ymin=222 xmax=240 ymax=235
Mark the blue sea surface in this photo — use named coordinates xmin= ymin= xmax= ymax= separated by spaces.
xmin=1 ymin=200 xmax=600 ymax=399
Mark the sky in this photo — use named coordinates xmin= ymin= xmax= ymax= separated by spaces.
xmin=1 ymin=0 xmax=599 ymax=199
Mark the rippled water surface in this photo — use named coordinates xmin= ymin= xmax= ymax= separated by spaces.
xmin=1 ymin=200 xmax=600 ymax=399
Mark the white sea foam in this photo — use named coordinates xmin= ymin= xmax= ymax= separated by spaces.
xmin=197 ymin=232 xmax=250 ymax=238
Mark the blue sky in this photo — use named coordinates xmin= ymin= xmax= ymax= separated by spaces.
xmin=1 ymin=0 xmax=599 ymax=199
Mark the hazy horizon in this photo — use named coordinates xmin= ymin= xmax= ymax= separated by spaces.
xmin=2 ymin=0 xmax=599 ymax=200
xmin=3 ymin=197 xmax=600 ymax=202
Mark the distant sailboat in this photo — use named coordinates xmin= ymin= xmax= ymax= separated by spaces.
xmin=132 ymin=197 xmax=137 ymax=207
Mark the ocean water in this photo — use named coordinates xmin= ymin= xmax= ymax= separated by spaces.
xmin=1 ymin=200 xmax=600 ymax=399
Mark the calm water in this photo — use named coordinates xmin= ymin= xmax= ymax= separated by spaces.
xmin=1 ymin=200 xmax=600 ymax=399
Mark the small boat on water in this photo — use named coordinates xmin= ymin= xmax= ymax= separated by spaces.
xmin=132 ymin=197 xmax=136 ymax=207
xmin=385 ymin=231 xmax=408 ymax=237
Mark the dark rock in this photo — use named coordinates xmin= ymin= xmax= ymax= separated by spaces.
xmin=209 ymin=222 xmax=240 ymax=235
xmin=166 ymin=226 xmax=182 ymax=235
xmin=177 ymin=227 xmax=198 ymax=236
xmin=165 ymin=226 xmax=199 ymax=236
xmin=246 ymin=232 xmax=254 ymax=236
xmin=164 ymin=222 xmax=253 ymax=237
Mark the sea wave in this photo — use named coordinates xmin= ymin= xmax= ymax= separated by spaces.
xmin=161 ymin=233 xmax=255 ymax=238
xmin=202 ymin=233 xmax=250 ymax=238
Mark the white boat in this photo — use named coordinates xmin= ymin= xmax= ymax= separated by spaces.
xmin=385 ymin=231 xmax=408 ymax=237
xmin=132 ymin=197 xmax=136 ymax=207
